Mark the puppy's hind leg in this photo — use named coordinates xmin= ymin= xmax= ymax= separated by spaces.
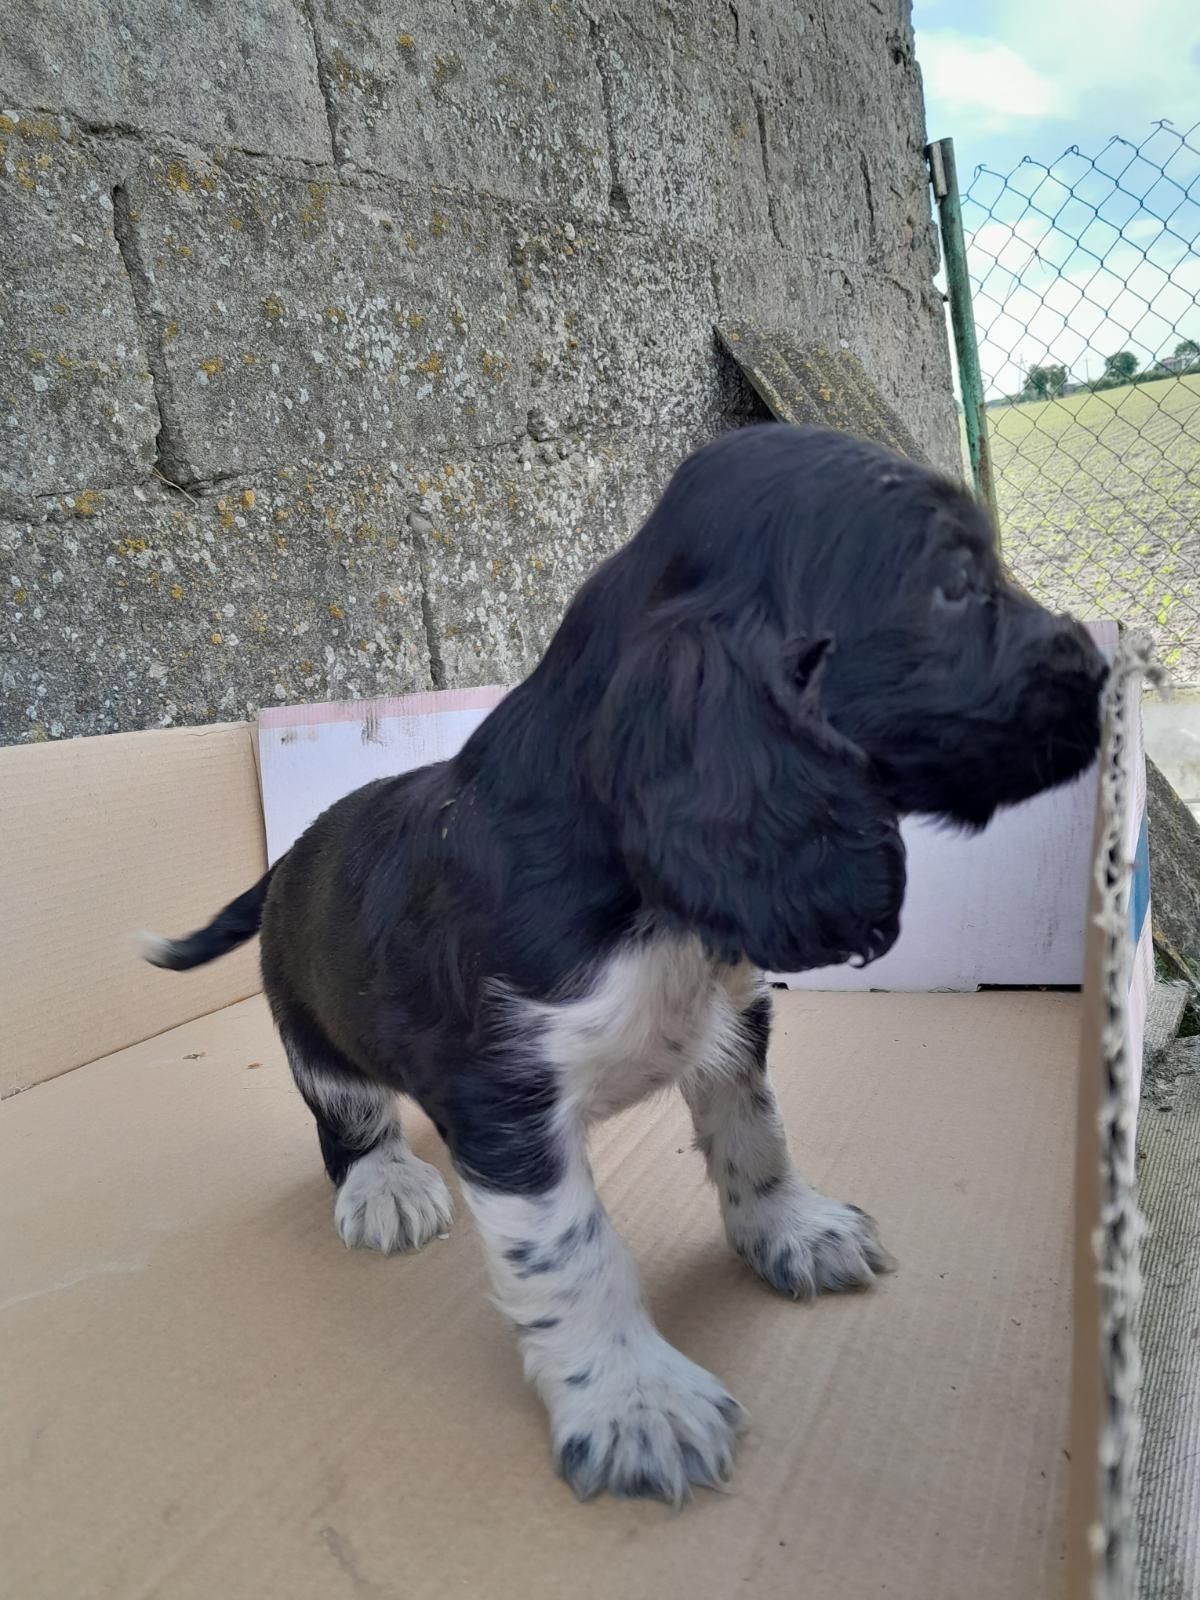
xmin=283 ymin=1031 xmax=453 ymax=1255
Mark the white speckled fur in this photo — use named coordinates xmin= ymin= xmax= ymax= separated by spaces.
xmin=460 ymin=932 xmax=884 ymax=1499
xmin=683 ymin=1054 xmax=890 ymax=1298
xmin=535 ymin=934 xmax=762 ymax=1121
xmin=287 ymin=1054 xmax=395 ymax=1150
xmin=463 ymin=1149 xmax=742 ymax=1503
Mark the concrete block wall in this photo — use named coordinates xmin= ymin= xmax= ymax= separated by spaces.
xmin=1 ymin=0 xmax=956 ymax=742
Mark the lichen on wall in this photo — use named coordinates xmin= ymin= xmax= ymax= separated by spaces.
xmin=0 ymin=0 xmax=956 ymax=743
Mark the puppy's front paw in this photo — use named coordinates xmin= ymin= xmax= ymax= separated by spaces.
xmin=727 ymin=1178 xmax=892 ymax=1299
xmin=549 ymin=1332 xmax=743 ymax=1505
xmin=334 ymin=1136 xmax=453 ymax=1254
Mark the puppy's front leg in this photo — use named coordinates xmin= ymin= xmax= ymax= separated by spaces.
xmin=684 ymin=992 xmax=893 ymax=1298
xmin=460 ymin=1135 xmax=743 ymax=1504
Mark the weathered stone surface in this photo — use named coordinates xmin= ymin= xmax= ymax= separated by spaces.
xmin=803 ymin=0 xmax=938 ymax=270
xmin=594 ymin=10 xmax=768 ymax=237
xmin=414 ymin=432 xmax=689 ymax=687
xmin=1147 ymin=756 xmax=1200 ymax=988
xmin=711 ymin=239 xmax=846 ymax=343
xmin=511 ymin=216 xmax=724 ymax=439
xmin=753 ymin=99 xmax=871 ymax=268
xmin=744 ymin=0 xmax=937 ymax=273
xmin=118 ymin=154 xmax=528 ymax=482
xmin=0 ymin=0 xmax=331 ymax=163
xmin=308 ymin=0 xmax=608 ymax=207
xmin=838 ymin=273 xmax=959 ymax=478
xmin=1 ymin=466 xmax=430 ymax=740
xmin=0 ymin=0 xmax=960 ymax=745
xmin=0 ymin=115 xmax=157 ymax=514
xmin=1 ymin=433 xmax=707 ymax=736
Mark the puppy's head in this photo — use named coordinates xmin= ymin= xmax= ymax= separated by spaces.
xmin=579 ymin=424 xmax=1105 ymax=972
xmin=768 ymin=434 xmax=1108 ymax=830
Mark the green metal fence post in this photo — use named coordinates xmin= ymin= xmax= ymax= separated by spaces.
xmin=927 ymin=137 xmax=999 ymax=533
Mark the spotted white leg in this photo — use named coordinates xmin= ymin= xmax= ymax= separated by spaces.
xmin=461 ymin=1140 xmax=743 ymax=1504
xmin=683 ymin=993 xmax=892 ymax=1298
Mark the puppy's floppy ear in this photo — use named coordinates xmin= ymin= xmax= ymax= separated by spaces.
xmin=591 ymin=618 xmax=905 ymax=973
xmin=781 ymin=632 xmax=834 ymax=697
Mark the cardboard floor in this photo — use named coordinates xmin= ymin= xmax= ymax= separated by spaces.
xmin=2 ymin=990 xmax=1082 ymax=1600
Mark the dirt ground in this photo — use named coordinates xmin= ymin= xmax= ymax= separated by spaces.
xmin=987 ymin=374 xmax=1200 ymax=684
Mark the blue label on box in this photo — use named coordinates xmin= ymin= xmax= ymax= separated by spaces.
xmin=1130 ymin=808 xmax=1150 ymax=950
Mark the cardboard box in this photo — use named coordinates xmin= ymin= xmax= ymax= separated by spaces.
xmin=0 ymin=632 xmax=1153 ymax=1600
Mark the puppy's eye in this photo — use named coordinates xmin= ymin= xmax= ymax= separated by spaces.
xmin=934 ymin=569 xmax=971 ymax=613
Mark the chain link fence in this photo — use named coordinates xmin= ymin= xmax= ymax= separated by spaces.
xmin=954 ymin=120 xmax=1200 ymax=680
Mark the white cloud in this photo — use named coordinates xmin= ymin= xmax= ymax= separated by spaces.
xmin=998 ymin=0 xmax=1200 ymax=124
xmin=968 ymin=251 xmax=1200 ymax=398
xmin=918 ymin=34 xmax=1067 ymax=129
xmin=917 ymin=0 xmax=1200 ymax=139
xmin=968 ymin=214 xmax=1056 ymax=278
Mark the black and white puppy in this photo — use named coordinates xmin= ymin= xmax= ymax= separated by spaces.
xmin=145 ymin=424 xmax=1107 ymax=1505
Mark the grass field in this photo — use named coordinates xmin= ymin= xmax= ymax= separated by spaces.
xmin=982 ymin=373 xmax=1200 ymax=681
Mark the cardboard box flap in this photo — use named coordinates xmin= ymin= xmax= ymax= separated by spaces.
xmin=257 ymin=689 xmax=508 ymax=867
xmin=0 ymin=627 xmax=1155 ymax=1600
xmin=1071 ymin=629 xmax=1161 ymax=1600
xmin=0 ymin=723 xmax=267 ymax=1095
xmin=253 ymin=627 xmax=1128 ymax=993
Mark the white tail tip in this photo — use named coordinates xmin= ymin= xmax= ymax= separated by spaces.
xmin=136 ymin=930 xmax=181 ymax=968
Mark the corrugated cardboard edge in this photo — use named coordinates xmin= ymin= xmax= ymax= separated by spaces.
xmin=0 ymin=722 xmax=267 ymax=1096
xmin=1071 ymin=630 xmax=1162 ymax=1600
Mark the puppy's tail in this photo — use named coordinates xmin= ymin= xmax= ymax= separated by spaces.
xmin=139 ymin=868 xmax=277 ymax=972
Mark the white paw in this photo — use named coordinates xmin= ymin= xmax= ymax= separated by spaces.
xmin=547 ymin=1328 xmax=744 ymax=1504
xmin=334 ymin=1137 xmax=454 ymax=1254
xmin=724 ymin=1175 xmax=892 ymax=1299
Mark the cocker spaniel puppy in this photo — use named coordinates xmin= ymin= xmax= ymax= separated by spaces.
xmin=145 ymin=424 xmax=1107 ymax=1504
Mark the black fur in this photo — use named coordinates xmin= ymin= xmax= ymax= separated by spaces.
xmin=741 ymin=993 xmax=773 ymax=1070
xmin=144 ymin=871 xmax=275 ymax=969
xmin=149 ymin=424 xmax=1107 ymax=1200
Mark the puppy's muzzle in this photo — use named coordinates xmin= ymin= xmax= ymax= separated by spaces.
xmin=1036 ymin=615 xmax=1109 ymax=688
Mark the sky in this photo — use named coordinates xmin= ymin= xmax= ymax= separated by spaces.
xmin=912 ymin=0 xmax=1200 ymax=397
